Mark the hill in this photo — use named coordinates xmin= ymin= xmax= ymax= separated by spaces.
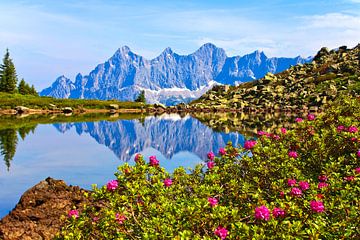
xmin=191 ymin=44 xmax=360 ymax=112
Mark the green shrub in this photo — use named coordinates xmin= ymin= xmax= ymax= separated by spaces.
xmin=58 ymin=96 xmax=360 ymax=239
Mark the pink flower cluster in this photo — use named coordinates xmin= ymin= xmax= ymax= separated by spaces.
xmin=254 ymin=205 xmax=285 ymax=220
xmin=149 ymin=156 xmax=159 ymax=166
xmin=291 ymin=187 xmax=302 ymax=197
xmin=287 ymin=179 xmax=297 ymax=186
xmin=163 ymin=178 xmax=173 ymax=187
xmin=68 ymin=209 xmax=79 ymax=219
xmin=348 ymin=126 xmax=358 ymax=133
xmin=106 ymin=180 xmax=118 ymax=191
xmin=281 ymin=128 xmax=287 ymax=134
xmin=254 ymin=205 xmax=271 ymax=221
xmin=214 ymin=226 xmax=228 ymax=239
xmin=207 ymin=151 xmax=215 ymax=160
xmin=244 ymin=140 xmax=257 ymax=150
xmin=299 ymin=181 xmax=310 ymax=191
xmin=337 ymin=125 xmax=358 ymax=133
xmin=115 ymin=213 xmax=126 ymax=224
xmin=355 ymin=167 xmax=360 ymax=174
xmin=272 ymin=207 xmax=286 ymax=218
xmin=357 ymin=150 xmax=360 ymax=158
xmin=134 ymin=153 xmax=142 ymax=163
xmin=310 ymin=200 xmax=325 ymax=213
xmin=307 ymin=114 xmax=315 ymax=121
xmin=219 ymin=148 xmax=226 ymax=156
xmin=295 ymin=117 xmax=303 ymax=123
xmin=288 ymin=151 xmax=298 ymax=158
xmin=208 ymin=197 xmax=218 ymax=207
xmin=207 ymin=161 xmax=215 ymax=169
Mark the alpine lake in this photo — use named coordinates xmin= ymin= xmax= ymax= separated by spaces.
xmin=0 ymin=111 xmax=302 ymax=218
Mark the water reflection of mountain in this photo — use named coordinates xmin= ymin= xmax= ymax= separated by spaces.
xmin=53 ymin=114 xmax=245 ymax=161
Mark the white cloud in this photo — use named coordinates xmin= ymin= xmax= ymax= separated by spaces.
xmin=301 ymin=12 xmax=360 ymax=29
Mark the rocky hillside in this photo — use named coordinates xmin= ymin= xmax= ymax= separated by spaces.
xmin=191 ymin=44 xmax=360 ymax=111
xmin=40 ymin=43 xmax=309 ymax=105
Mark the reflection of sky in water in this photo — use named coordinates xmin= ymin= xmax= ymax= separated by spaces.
xmin=0 ymin=116 xmax=243 ymax=218
xmin=0 ymin=125 xmax=203 ymax=218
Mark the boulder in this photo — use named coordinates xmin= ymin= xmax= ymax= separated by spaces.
xmin=62 ymin=107 xmax=73 ymax=113
xmin=109 ymin=104 xmax=119 ymax=110
xmin=0 ymin=177 xmax=89 ymax=240
xmin=15 ymin=106 xmax=30 ymax=114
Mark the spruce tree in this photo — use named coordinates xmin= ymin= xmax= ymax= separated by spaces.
xmin=135 ymin=90 xmax=146 ymax=103
xmin=30 ymin=85 xmax=38 ymax=96
xmin=18 ymin=78 xmax=28 ymax=95
xmin=0 ymin=49 xmax=18 ymax=93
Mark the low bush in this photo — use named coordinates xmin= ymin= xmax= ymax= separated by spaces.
xmin=58 ymin=96 xmax=359 ymax=239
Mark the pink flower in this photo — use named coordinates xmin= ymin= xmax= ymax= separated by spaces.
xmin=244 ymin=140 xmax=257 ymax=150
xmin=149 ymin=155 xmax=159 ymax=166
xmin=219 ymin=148 xmax=226 ymax=156
xmin=348 ymin=126 xmax=358 ymax=133
xmin=92 ymin=216 xmax=99 ymax=222
xmin=207 ymin=161 xmax=215 ymax=169
xmin=279 ymin=191 xmax=285 ymax=198
xmin=257 ymin=131 xmax=267 ymax=136
xmin=272 ymin=134 xmax=280 ymax=140
xmin=134 ymin=153 xmax=142 ymax=163
xmin=208 ymin=197 xmax=218 ymax=207
xmin=254 ymin=205 xmax=270 ymax=221
xmin=106 ymin=180 xmax=118 ymax=191
xmin=357 ymin=150 xmax=360 ymax=158
xmin=344 ymin=176 xmax=355 ymax=181
xmin=337 ymin=125 xmax=345 ymax=132
xmin=214 ymin=226 xmax=228 ymax=240
xmin=307 ymin=114 xmax=315 ymax=121
xmin=310 ymin=200 xmax=325 ymax=213
xmin=318 ymin=175 xmax=328 ymax=182
xmin=272 ymin=208 xmax=285 ymax=218
xmin=318 ymin=182 xmax=329 ymax=189
xmin=115 ymin=213 xmax=126 ymax=224
xmin=351 ymin=137 xmax=358 ymax=142
xmin=355 ymin=167 xmax=360 ymax=174
xmin=287 ymin=179 xmax=297 ymax=187
xmin=299 ymin=181 xmax=309 ymax=191
xmin=288 ymin=151 xmax=298 ymax=158
xmin=295 ymin=117 xmax=303 ymax=123
xmin=163 ymin=178 xmax=173 ymax=187
xmin=207 ymin=151 xmax=215 ymax=160
xmin=291 ymin=187 xmax=302 ymax=197
xmin=281 ymin=128 xmax=287 ymax=134
xmin=68 ymin=209 xmax=79 ymax=219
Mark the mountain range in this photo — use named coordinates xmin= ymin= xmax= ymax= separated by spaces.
xmin=41 ymin=43 xmax=311 ymax=105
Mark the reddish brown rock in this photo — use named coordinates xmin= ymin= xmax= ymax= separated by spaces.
xmin=0 ymin=177 xmax=89 ymax=240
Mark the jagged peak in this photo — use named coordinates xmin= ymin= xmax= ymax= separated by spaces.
xmin=161 ymin=47 xmax=174 ymax=55
xmin=199 ymin=43 xmax=218 ymax=50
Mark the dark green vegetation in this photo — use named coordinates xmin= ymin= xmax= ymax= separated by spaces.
xmin=0 ymin=49 xmax=37 ymax=96
xmin=0 ymin=92 xmax=146 ymax=110
xmin=59 ymin=95 xmax=359 ymax=239
xmin=0 ymin=113 xmax=146 ymax=170
xmin=191 ymin=45 xmax=360 ymax=111
xmin=135 ymin=90 xmax=146 ymax=104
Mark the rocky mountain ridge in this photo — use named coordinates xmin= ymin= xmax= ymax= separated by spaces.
xmin=40 ymin=43 xmax=310 ymax=105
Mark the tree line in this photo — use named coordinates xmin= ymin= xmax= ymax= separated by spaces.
xmin=0 ymin=49 xmax=38 ymax=96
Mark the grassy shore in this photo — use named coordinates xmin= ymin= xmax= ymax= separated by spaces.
xmin=0 ymin=92 xmax=147 ymax=111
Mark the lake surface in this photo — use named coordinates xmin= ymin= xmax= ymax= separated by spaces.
xmin=0 ymin=114 xmax=246 ymax=218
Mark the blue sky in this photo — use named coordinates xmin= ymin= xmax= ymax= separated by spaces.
xmin=0 ymin=0 xmax=359 ymax=90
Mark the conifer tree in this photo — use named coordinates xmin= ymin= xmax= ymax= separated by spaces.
xmin=0 ymin=49 xmax=18 ymax=93
xmin=18 ymin=78 xmax=28 ymax=95
xmin=135 ymin=90 xmax=146 ymax=103
xmin=30 ymin=85 xmax=38 ymax=96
